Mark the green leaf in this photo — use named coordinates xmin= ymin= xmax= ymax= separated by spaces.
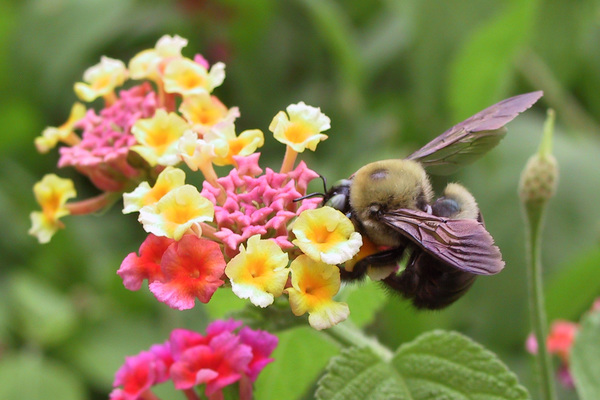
xmin=571 ymin=311 xmax=600 ymax=400
xmin=317 ymin=330 xmax=530 ymax=400
xmin=316 ymin=347 xmax=409 ymax=400
xmin=393 ymin=330 xmax=530 ymax=400
xmin=448 ymin=0 xmax=539 ymax=121
xmin=0 ymin=352 xmax=85 ymax=400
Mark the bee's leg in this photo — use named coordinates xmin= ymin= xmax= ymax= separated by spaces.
xmin=340 ymin=247 xmax=406 ymax=282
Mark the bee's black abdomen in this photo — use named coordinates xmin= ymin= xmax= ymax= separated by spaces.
xmin=383 ymin=251 xmax=476 ymax=310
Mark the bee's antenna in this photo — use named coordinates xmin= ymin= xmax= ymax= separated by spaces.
xmin=319 ymin=174 xmax=328 ymax=193
xmin=293 ymin=175 xmax=328 ymax=203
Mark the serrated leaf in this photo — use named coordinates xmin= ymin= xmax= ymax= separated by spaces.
xmin=571 ymin=311 xmax=600 ymax=400
xmin=316 ymin=347 xmax=409 ymax=400
xmin=317 ymin=330 xmax=530 ymax=400
xmin=393 ymin=330 xmax=530 ymax=400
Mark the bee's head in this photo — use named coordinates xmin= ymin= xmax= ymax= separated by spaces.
xmin=350 ymin=159 xmax=433 ymax=220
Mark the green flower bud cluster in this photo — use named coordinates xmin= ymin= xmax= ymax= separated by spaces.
xmin=519 ymin=152 xmax=558 ymax=205
xmin=519 ymin=109 xmax=558 ymax=206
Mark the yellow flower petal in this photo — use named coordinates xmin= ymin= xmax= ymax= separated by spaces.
xmin=285 ymin=255 xmax=348 ymax=329
xmin=208 ymin=123 xmax=264 ymax=166
xmin=35 ymin=103 xmax=85 ymax=153
xmin=123 ymin=167 xmax=186 ymax=213
xmin=131 ymin=109 xmax=190 ymax=166
xmin=129 ymin=34 xmax=188 ymax=81
xmin=269 ymin=102 xmax=330 ymax=152
xmin=226 ymin=235 xmax=290 ymax=307
xmin=28 ymin=174 xmax=77 ymax=243
xmin=292 ymin=207 xmax=362 ymax=265
xmin=138 ymin=185 xmax=214 ymax=240
xmin=163 ymin=58 xmax=225 ymax=96
xmin=179 ymin=94 xmax=239 ymax=134
xmin=176 ymin=130 xmax=229 ymax=172
xmin=74 ymin=56 xmax=128 ymax=102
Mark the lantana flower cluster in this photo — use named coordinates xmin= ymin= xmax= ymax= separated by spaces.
xmin=30 ymin=34 xmax=365 ymax=332
xmin=110 ymin=320 xmax=277 ymax=400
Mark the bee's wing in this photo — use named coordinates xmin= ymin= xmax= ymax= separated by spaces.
xmin=381 ymin=208 xmax=504 ymax=275
xmin=407 ymin=91 xmax=543 ymax=175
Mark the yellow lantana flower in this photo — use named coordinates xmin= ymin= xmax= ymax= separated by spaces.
xmin=131 ymin=109 xmax=190 ymax=166
xmin=269 ymin=102 xmax=330 ymax=152
xmin=179 ymin=93 xmax=239 ymax=134
xmin=292 ymin=207 xmax=362 ymax=265
xmin=163 ymin=58 xmax=225 ymax=96
xmin=138 ymin=185 xmax=214 ymax=240
xmin=176 ymin=130 xmax=229 ymax=172
xmin=74 ymin=56 xmax=128 ymax=102
xmin=207 ymin=123 xmax=264 ymax=167
xmin=122 ymin=167 xmax=186 ymax=214
xmin=29 ymin=174 xmax=77 ymax=243
xmin=225 ymin=235 xmax=290 ymax=308
xmin=34 ymin=102 xmax=85 ymax=153
xmin=285 ymin=255 xmax=349 ymax=330
xmin=129 ymin=34 xmax=188 ymax=81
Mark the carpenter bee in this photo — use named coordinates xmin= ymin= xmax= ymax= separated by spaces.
xmin=322 ymin=91 xmax=543 ymax=309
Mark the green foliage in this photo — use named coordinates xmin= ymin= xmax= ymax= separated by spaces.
xmin=317 ymin=331 xmax=530 ymax=400
xmin=571 ymin=311 xmax=600 ymax=400
xmin=0 ymin=353 xmax=85 ymax=400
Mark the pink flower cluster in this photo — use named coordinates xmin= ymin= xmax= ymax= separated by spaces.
xmin=200 ymin=153 xmax=321 ymax=258
xmin=59 ymin=83 xmax=158 ymax=191
xmin=110 ymin=320 xmax=277 ymax=400
xmin=118 ymin=234 xmax=226 ymax=310
xmin=526 ymin=320 xmax=578 ymax=388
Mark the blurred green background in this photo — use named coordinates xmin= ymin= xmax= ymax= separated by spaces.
xmin=2 ymin=0 xmax=600 ymax=399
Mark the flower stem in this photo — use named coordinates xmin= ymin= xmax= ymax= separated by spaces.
xmin=523 ymin=203 xmax=557 ymax=400
xmin=280 ymin=146 xmax=298 ymax=174
xmin=65 ymin=192 xmax=119 ymax=215
xmin=324 ymin=320 xmax=393 ymax=362
xmin=520 ymin=111 xmax=559 ymax=400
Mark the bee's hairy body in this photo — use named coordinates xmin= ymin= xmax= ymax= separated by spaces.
xmin=345 ymin=159 xmax=482 ymax=309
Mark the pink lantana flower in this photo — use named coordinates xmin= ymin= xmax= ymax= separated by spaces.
xmin=148 ymin=235 xmax=225 ymax=309
xmin=238 ymin=326 xmax=278 ymax=381
xmin=201 ymin=153 xmax=321 ymax=257
xmin=111 ymin=321 xmax=275 ymax=399
xmin=170 ymin=330 xmax=253 ymax=394
xmin=58 ymin=83 xmax=158 ymax=191
xmin=117 ymin=234 xmax=173 ymax=290
xmin=112 ymin=350 xmax=165 ymax=400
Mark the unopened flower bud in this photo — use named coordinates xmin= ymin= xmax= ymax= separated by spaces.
xmin=519 ymin=109 xmax=558 ymax=206
xmin=519 ymin=152 xmax=558 ymax=205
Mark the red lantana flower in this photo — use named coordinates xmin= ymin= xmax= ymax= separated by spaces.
xmin=149 ymin=235 xmax=225 ymax=309
xmin=117 ymin=234 xmax=173 ymax=290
